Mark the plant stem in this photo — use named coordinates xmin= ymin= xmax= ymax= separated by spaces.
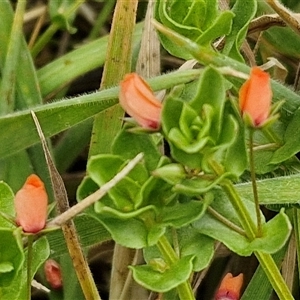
xmin=26 ymin=235 xmax=33 ymax=300
xmin=249 ymin=130 xmax=262 ymax=237
xmin=31 ymin=24 xmax=58 ymax=58
xmin=157 ymin=235 xmax=195 ymax=300
xmin=211 ymin=161 xmax=257 ymax=239
xmin=220 ymin=180 xmax=293 ymax=299
xmin=255 ymin=251 xmax=294 ymax=300
xmin=209 ymin=160 xmax=293 ymax=299
xmin=207 ymin=206 xmax=246 ymax=236
xmin=88 ymin=0 xmax=116 ymax=40
xmin=31 ymin=0 xmax=85 ymax=57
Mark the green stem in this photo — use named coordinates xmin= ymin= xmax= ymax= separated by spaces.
xmin=262 ymin=127 xmax=282 ymax=144
xmin=255 ymin=251 xmax=294 ymax=300
xmin=26 ymin=235 xmax=33 ymax=300
xmin=31 ymin=24 xmax=59 ymax=58
xmin=31 ymin=0 xmax=85 ymax=57
xmin=157 ymin=235 xmax=195 ymax=300
xmin=249 ymin=130 xmax=262 ymax=237
xmin=209 ymin=161 xmax=256 ymax=239
xmin=88 ymin=0 xmax=116 ymax=40
xmin=207 ymin=206 xmax=246 ymax=236
xmin=293 ymin=208 xmax=300 ymax=288
xmin=219 ymin=179 xmax=293 ymax=299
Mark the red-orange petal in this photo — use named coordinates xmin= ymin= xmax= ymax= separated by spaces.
xmin=215 ymin=273 xmax=244 ymax=300
xmin=14 ymin=174 xmax=48 ymax=233
xmin=119 ymin=73 xmax=162 ymax=129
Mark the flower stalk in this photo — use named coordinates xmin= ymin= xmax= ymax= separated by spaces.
xmin=157 ymin=235 xmax=195 ymax=300
xmin=249 ymin=130 xmax=263 ymax=237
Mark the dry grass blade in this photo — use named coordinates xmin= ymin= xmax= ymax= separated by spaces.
xmin=266 ymin=0 xmax=300 ymax=35
xmin=31 ymin=111 xmax=101 ymax=300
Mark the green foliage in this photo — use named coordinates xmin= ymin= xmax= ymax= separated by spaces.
xmin=154 ymin=0 xmax=234 ymax=59
xmin=49 ymin=0 xmax=78 ymax=32
xmin=161 ymin=67 xmax=247 ymax=175
xmin=193 ymin=195 xmax=291 ymax=256
xmin=1 ymin=0 xmax=300 ymax=299
xmin=222 ymin=0 xmax=257 ymax=61
xmin=271 ymin=108 xmax=300 ymax=164
xmin=0 ymin=228 xmax=24 ymax=287
xmin=130 ymin=255 xmax=194 ymax=292
xmin=0 ymin=182 xmax=15 ymax=228
xmin=0 ymin=237 xmax=50 ymax=300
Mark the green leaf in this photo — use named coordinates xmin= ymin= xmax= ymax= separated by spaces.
xmin=155 ymin=0 xmax=202 ymax=59
xmin=144 ymin=225 xmax=214 ymax=273
xmin=222 ymin=0 xmax=257 ymax=61
xmin=262 ymin=26 xmax=300 ymax=60
xmin=130 ymin=255 xmax=194 ymax=293
xmin=236 ymin=174 xmax=300 ymax=206
xmin=193 ymin=189 xmax=260 ymax=256
xmin=49 ymin=0 xmax=77 ymax=32
xmin=154 ymin=20 xmax=300 ymax=124
xmin=152 ymin=163 xmax=187 ymax=185
xmin=59 ymin=253 xmax=84 ymax=300
xmin=178 ymin=226 xmax=214 ymax=272
xmin=224 ymin=119 xmax=247 ymax=177
xmin=139 ymin=169 xmax=175 ymax=208
xmin=271 ymin=107 xmax=300 ymax=164
xmin=196 ymin=11 xmax=234 ymax=46
xmin=0 ymin=182 xmax=15 ymax=228
xmin=194 ymin=194 xmax=291 ymax=255
xmin=37 ymin=23 xmax=142 ymax=97
xmin=1 ymin=237 xmax=50 ymax=300
xmin=173 ymin=173 xmax=231 ymax=196
xmin=112 ymin=127 xmax=161 ymax=171
xmin=0 ymin=228 xmax=24 ymax=287
xmin=154 ymin=0 xmax=233 ymax=59
xmin=249 ymin=209 xmax=291 ymax=253
xmin=93 ymin=205 xmax=163 ymax=248
xmin=0 ymin=69 xmax=201 ymax=160
xmin=190 ymin=67 xmax=226 ymax=140
xmin=160 ymin=200 xmax=209 ymax=228
xmin=241 ymin=242 xmax=288 ymax=300
xmin=87 ymin=154 xmax=148 ymax=210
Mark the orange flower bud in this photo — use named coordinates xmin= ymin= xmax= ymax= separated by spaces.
xmin=215 ymin=273 xmax=244 ymax=300
xmin=44 ymin=259 xmax=63 ymax=289
xmin=14 ymin=174 xmax=48 ymax=233
xmin=239 ymin=67 xmax=272 ymax=127
xmin=119 ymin=73 xmax=162 ymax=130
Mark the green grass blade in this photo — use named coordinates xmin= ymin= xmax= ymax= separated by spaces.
xmin=0 ymin=69 xmax=202 ymax=159
xmin=37 ymin=23 xmax=143 ymax=98
xmin=0 ymin=0 xmax=26 ymax=114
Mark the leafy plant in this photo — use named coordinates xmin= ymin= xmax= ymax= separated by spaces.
xmin=1 ymin=0 xmax=300 ymax=299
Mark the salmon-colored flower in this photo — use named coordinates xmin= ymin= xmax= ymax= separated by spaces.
xmin=215 ymin=273 xmax=244 ymax=300
xmin=119 ymin=73 xmax=162 ymax=130
xmin=14 ymin=174 xmax=48 ymax=233
xmin=239 ymin=67 xmax=272 ymax=127
xmin=44 ymin=259 xmax=63 ymax=289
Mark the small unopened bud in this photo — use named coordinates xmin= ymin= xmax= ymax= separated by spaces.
xmin=14 ymin=174 xmax=48 ymax=233
xmin=44 ymin=259 xmax=63 ymax=289
xmin=239 ymin=67 xmax=272 ymax=127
